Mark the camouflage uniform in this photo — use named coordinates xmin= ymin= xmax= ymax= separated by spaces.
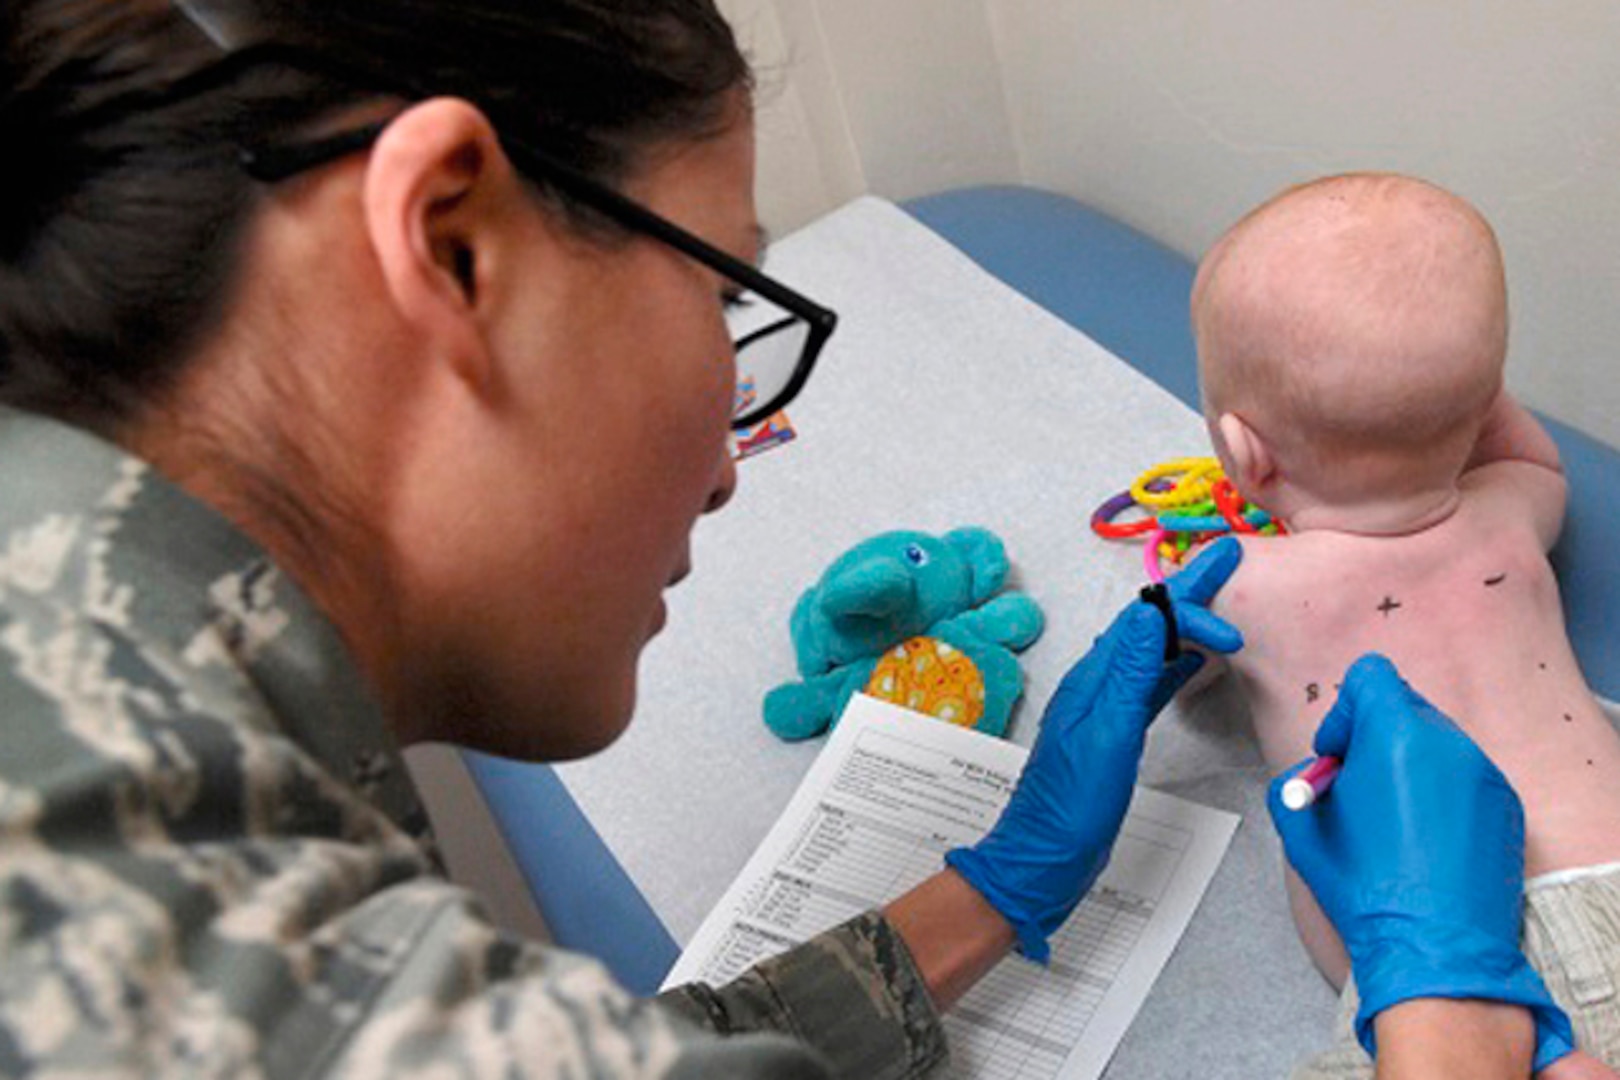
xmin=0 ymin=407 xmax=948 ymax=1078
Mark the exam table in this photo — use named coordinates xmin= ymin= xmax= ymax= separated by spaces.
xmin=461 ymin=186 xmax=1620 ymax=1076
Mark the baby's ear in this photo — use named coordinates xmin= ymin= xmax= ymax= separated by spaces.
xmin=1217 ymin=413 xmax=1276 ymax=498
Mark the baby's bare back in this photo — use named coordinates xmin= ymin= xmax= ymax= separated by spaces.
xmin=1217 ymin=485 xmax=1620 ymax=876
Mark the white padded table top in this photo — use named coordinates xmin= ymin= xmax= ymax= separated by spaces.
xmin=555 ymin=196 xmax=1337 ymax=1075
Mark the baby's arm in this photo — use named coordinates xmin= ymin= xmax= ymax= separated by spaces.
xmin=1285 ymin=864 xmax=1351 ymax=990
xmin=1466 ymin=390 xmax=1563 ymax=476
xmin=1540 ymin=1052 xmax=1620 ymax=1080
xmin=1461 ymin=392 xmax=1568 ymax=552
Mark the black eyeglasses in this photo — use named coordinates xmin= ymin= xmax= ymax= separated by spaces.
xmin=170 ymin=0 xmax=837 ymax=430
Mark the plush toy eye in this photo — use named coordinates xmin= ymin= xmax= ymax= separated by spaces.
xmin=903 ymin=544 xmax=930 ymax=567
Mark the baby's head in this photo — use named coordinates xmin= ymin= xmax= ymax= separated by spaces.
xmin=1192 ymin=173 xmax=1507 ymax=530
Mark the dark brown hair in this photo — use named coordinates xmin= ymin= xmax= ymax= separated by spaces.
xmin=0 ymin=0 xmax=750 ymax=427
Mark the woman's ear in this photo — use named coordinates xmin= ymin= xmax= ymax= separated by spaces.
xmin=1217 ymin=412 xmax=1277 ymax=499
xmin=361 ymin=97 xmax=519 ymax=392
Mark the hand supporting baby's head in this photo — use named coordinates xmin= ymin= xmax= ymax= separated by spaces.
xmin=1192 ymin=173 xmax=1507 ymax=533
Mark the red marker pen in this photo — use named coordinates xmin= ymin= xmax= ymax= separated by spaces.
xmin=1281 ymin=755 xmax=1342 ymax=811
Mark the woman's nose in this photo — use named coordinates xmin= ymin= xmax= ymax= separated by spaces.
xmin=705 ymin=451 xmax=737 ymax=514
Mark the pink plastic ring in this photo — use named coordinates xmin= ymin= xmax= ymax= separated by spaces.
xmin=1143 ymin=528 xmax=1168 ymax=584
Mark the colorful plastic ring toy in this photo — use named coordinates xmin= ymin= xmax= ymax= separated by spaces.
xmin=1143 ymin=527 xmax=1169 ymax=584
xmin=1091 ymin=490 xmax=1158 ymax=538
xmin=1130 ymin=458 xmax=1221 ymax=510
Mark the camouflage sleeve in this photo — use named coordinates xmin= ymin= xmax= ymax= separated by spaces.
xmin=655 ymin=911 xmax=950 ymax=1080
xmin=316 ymin=884 xmax=850 ymax=1080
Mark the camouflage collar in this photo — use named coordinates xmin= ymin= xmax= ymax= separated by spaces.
xmin=0 ymin=406 xmax=432 ymax=843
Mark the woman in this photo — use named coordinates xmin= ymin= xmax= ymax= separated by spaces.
xmin=0 ymin=1 xmax=1239 ymax=1073
xmin=0 ymin=1 xmax=1566 ymax=1076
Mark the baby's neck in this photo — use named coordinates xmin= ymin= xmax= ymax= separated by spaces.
xmin=1281 ymin=486 xmax=1462 ymax=537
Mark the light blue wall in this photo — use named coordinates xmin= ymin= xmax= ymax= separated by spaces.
xmin=729 ymin=1 xmax=1620 ymax=447
xmin=988 ymin=0 xmax=1620 ymax=447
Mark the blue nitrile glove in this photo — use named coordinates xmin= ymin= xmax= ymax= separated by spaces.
xmin=1268 ymin=654 xmax=1573 ymax=1070
xmin=945 ymin=537 xmax=1244 ymax=962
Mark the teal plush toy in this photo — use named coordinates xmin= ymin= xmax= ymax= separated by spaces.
xmin=764 ymin=527 xmax=1044 ymax=740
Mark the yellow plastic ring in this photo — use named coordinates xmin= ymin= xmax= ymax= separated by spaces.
xmin=1130 ymin=457 xmax=1224 ymax=509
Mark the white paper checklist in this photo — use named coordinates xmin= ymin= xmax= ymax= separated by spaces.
xmin=664 ymin=694 xmax=1240 ymax=1079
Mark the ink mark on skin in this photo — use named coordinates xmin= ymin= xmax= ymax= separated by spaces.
xmin=1484 ymin=573 xmax=1507 ymax=587
xmin=1306 ymin=683 xmax=1321 ymax=704
xmin=1377 ymin=596 xmax=1402 ymax=618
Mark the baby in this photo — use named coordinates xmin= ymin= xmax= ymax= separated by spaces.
xmin=1192 ymin=173 xmax=1620 ymax=1074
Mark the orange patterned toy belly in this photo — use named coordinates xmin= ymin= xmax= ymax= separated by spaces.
xmin=866 ymin=636 xmax=985 ymax=728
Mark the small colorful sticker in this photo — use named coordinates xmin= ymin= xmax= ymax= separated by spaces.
xmin=733 ymin=376 xmax=760 ymax=416
xmin=731 ymin=411 xmax=796 ymax=460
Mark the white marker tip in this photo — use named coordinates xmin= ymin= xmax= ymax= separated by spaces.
xmin=1281 ymin=777 xmax=1315 ymax=811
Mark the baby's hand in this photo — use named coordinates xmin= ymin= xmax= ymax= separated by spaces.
xmin=1539 ymin=1050 xmax=1620 ymax=1080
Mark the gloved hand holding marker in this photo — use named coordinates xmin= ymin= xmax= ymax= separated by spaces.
xmin=946 ymin=537 xmax=1245 ymax=962
xmin=1280 ymin=754 xmax=1342 ymax=810
xmin=1270 ymin=654 xmax=1574 ymax=1069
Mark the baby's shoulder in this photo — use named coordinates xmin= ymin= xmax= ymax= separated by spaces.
xmin=1212 ymin=533 xmax=1325 ymax=611
xmin=1457 ymin=461 xmax=1568 ymax=551
xmin=1226 ymin=529 xmax=1365 ymax=577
